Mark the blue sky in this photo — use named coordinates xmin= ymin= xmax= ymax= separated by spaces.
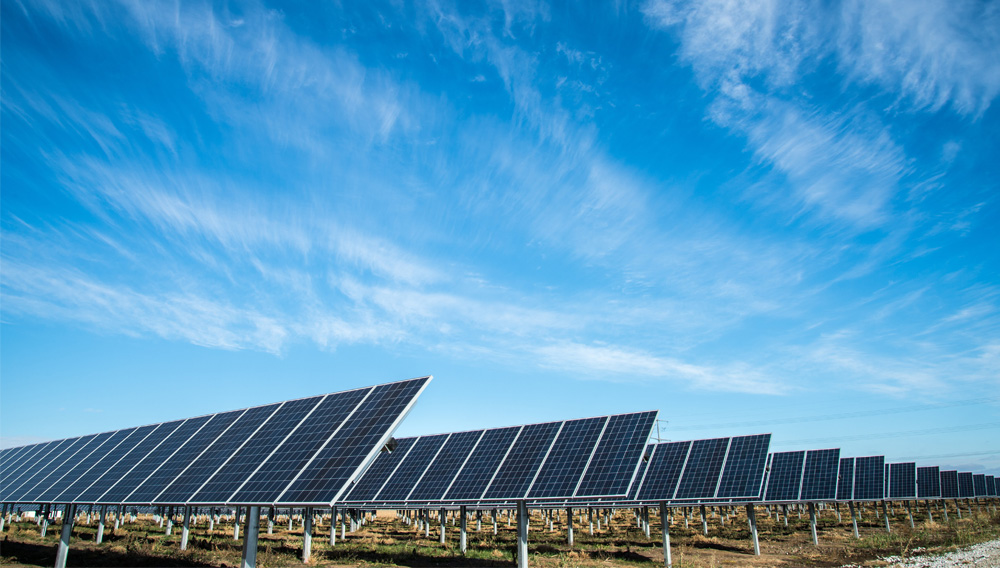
xmin=2 ymin=0 xmax=998 ymax=475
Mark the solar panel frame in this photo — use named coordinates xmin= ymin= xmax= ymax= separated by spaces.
xmin=852 ymin=456 xmax=885 ymax=501
xmin=527 ymin=417 xmax=608 ymax=499
xmin=800 ymin=449 xmax=841 ymax=501
xmin=973 ymin=474 xmax=987 ymax=497
xmin=763 ymin=451 xmax=805 ymax=502
xmin=836 ymin=457 xmax=855 ymax=501
xmin=573 ymin=412 xmax=658 ymax=498
xmin=716 ymin=434 xmax=772 ymax=500
xmin=673 ymin=437 xmax=730 ymax=500
xmin=887 ymin=462 xmax=916 ymax=500
xmin=958 ymin=472 xmax=975 ymax=498
xmin=917 ymin=466 xmax=941 ymax=499
xmin=940 ymin=470 xmax=959 ymax=499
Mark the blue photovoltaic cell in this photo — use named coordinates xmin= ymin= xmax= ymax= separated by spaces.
xmin=125 ymin=410 xmax=243 ymax=503
xmin=973 ymin=474 xmax=987 ymax=497
xmin=940 ymin=470 xmax=959 ymax=499
xmin=917 ymin=466 xmax=941 ymax=499
xmin=23 ymin=432 xmax=121 ymax=503
xmin=444 ymin=427 xmax=520 ymax=500
xmin=376 ymin=434 xmax=450 ymax=502
xmin=528 ymin=417 xmax=606 ymax=499
xmin=278 ymin=378 xmax=428 ymax=504
xmin=837 ymin=458 xmax=855 ymax=501
xmin=0 ymin=440 xmax=68 ymax=500
xmin=675 ymin=437 xmax=729 ymax=500
xmin=56 ymin=425 xmax=159 ymax=502
xmin=408 ymin=430 xmax=483 ymax=501
xmin=800 ymin=449 xmax=840 ymax=501
xmin=853 ymin=456 xmax=885 ymax=501
xmin=343 ymin=437 xmax=418 ymax=502
xmin=228 ymin=388 xmax=370 ymax=504
xmin=888 ymin=462 xmax=916 ymax=499
xmin=4 ymin=437 xmax=91 ymax=502
xmin=627 ymin=446 xmax=652 ymax=500
xmin=958 ymin=472 xmax=974 ymax=498
xmin=103 ymin=415 xmax=213 ymax=503
xmin=764 ymin=451 xmax=804 ymax=502
xmin=190 ymin=397 xmax=321 ymax=503
xmin=35 ymin=429 xmax=139 ymax=503
xmin=484 ymin=422 xmax=561 ymax=500
xmin=987 ymin=475 xmax=997 ymax=497
xmin=76 ymin=420 xmax=186 ymax=503
xmin=0 ymin=445 xmax=35 ymax=480
xmin=636 ymin=441 xmax=690 ymax=501
xmin=575 ymin=412 xmax=657 ymax=498
xmin=716 ymin=434 xmax=771 ymax=499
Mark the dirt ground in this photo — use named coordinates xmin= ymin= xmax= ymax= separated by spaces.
xmin=1 ymin=503 xmax=998 ymax=567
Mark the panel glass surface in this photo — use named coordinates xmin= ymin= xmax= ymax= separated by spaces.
xmin=0 ymin=445 xmax=37 ymax=481
xmin=916 ymin=466 xmax=940 ymax=499
xmin=764 ymin=451 xmax=804 ymax=502
xmin=958 ymin=472 xmax=974 ymax=498
xmin=190 ymin=397 xmax=321 ymax=503
xmin=278 ymin=378 xmax=428 ymax=504
xmin=853 ymin=456 xmax=885 ymax=501
xmin=973 ymin=474 xmax=987 ymax=497
xmin=34 ymin=429 xmax=138 ymax=503
xmin=17 ymin=433 xmax=115 ymax=503
xmin=636 ymin=441 xmax=690 ymax=501
xmin=342 ymin=437 xmax=418 ymax=502
xmin=675 ymin=437 xmax=729 ymax=499
xmin=228 ymin=388 xmax=369 ymax=504
xmin=376 ymin=434 xmax=449 ymax=502
xmin=527 ymin=417 xmax=606 ymax=499
xmin=56 ymin=425 xmax=160 ymax=503
xmin=627 ymin=446 xmax=652 ymax=501
xmin=717 ymin=434 xmax=772 ymax=499
xmin=940 ymin=470 xmax=959 ymax=499
xmin=444 ymin=427 xmax=520 ymax=500
xmin=986 ymin=475 xmax=996 ymax=496
xmin=408 ymin=430 xmax=483 ymax=501
xmin=888 ymin=462 xmax=916 ymax=499
xmin=575 ymin=412 xmax=657 ymax=498
xmin=837 ymin=458 xmax=854 ymax=501
xmin=800 ymin=449 xmax=840 ymax=501
xmin=0 ymin=440 xmax=70 ymax=500
xmin=125 ymin=410 xmax=242 ymax=503
xmin=77 ymin=419 xmax=186 ymax=503
xmin=484 ymin=422 xmax=561 ymax=500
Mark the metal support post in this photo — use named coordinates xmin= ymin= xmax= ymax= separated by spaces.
xmin=234 ymin=507 xmax=241 ymax=540
xmin=782 ymin=504 xmax=788 ymax=527
xmin=881 ymin=501 xmax=890 ymax=533
xmin=41 ymin=505 xmax=50 ymax=537
xmin=834 ymin=502 xmax=841 ymax=523
xmin=808 ymin=502 xmax=818 ymax=546
xmin=54 ymin=504 xmax=75 ymax=568
xmin=439 ymin=508 xmax=446 ymax=544
xmin=240 ymin=506 xmax=260 ymax=568
xmin=476 ymin=509 xmax=481 ymax=532
xmin=567 ymin=507 xmax=574 ymax=546
xmin=643 ymin=506 xmax=650 ymax=538
xmin=588 ymin=507 xmax=594 ymax=535
xmin=848 ymin=502 xmax=859 ymax=538
xmin=267 ymin=507 xmax=274 ymax=535
xmin=906 ymin=501 xmax=914 ymax=528
xmin=165 ymin=506 xmax=173 ymax=535
xmin=302 ymin=507 xmax=313 ymax=562
xmin=699 ymin=504 xmax=708 ymax=536
xmin=660 ymin=503 xmax=672 ymax=568
xmin=423 ymin=510 xmax=429 ymax=537
xmin=181 ymin=506 xmax=192 ymax=550
xmin=459 ymin=505 xmax=468 ymax=554
xmin=96 ymin=505 xmax=107 ymax=544
xmin=516 ymin=500 xmax=529 ymax=568
xmin=330 ymin=506 xmax=337 ymax=545
xmin=746 ymin=504 xmax=759 ymax=556
xmin=493 ymin=509 xmax=498 ymax=535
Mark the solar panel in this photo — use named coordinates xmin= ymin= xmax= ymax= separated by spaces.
xmin=987 ymin=475 xmax=997 ymax=497
xmin=958 ymin=472 xmax=975 ymax=498
xmin=527 ymin=417 xmax=606 ymax=499
xmin=674 ymin=437 xmax=729 ymax=499
xmin=800 ymin=449 xmax=840 ymax=501
xmin=973 ymin=474 xmax=987 ymax=497
xmin=764 ymin=451 xmax=804 ymax=502
xmin=627 ymin=446 xmax=653 ymax=501
xmin=376 ymin=435 xmax=449 ymax=501
xmin=716 ymin=434 xmax=771 ymax=499
xmin=917 ymin=466 xmax=941 ymax=499
xmin=574 ymin=412 xmax=658 ymax=498
xmin=635 ymin=441 xmax=690 ymax=501
xmin=888 ymin=462 xmax=916 ymax=499
xmin=852 ymin=456 xmax=885 ymax=501
xmin=940 ymin=470 xmax=959 ymax=498
xmin=483 ymin=422 xmax=561 ymax=500
xmin=342 ymin=437 xmax=419 ymax=502
xmin=836 ymin=457 xmax=854 ymax=501
xmin=0 ymin=377 xmax=430 ymax=506
xmin=407 ymin=430 xmax=483 ymax=501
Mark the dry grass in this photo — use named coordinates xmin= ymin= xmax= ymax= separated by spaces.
xmin=1 ymin=502 xmax=998 ymax=567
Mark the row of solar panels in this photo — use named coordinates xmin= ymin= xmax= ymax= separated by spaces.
xmin=0 ymin=378 xmax=430 ymax=506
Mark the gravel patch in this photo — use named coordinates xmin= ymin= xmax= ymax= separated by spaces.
xmin=877 ymin=539 xmax=1000 ymax=567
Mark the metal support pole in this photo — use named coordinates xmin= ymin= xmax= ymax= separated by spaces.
xmin=423 ymin=510 xmax=429 ymax=537
xmin=906 ymin=501 xmax=914 ymax=528
xmin=660 ymin=502 xmax=672 ymax=568
xmin=567 ymin=507 xmax=574 ymax=546
xmin=808 ymin=502 xmax=818 ymax=546
xmin=493 ymin=509 xmax=498 ymax=535
xmin=330 ymin=506 xmax=337 ymax=545
xmin=955 ymin=499 xmax=961 ymax=519
xmin=54 ymin=504 xmax=75 ymax=568
xmin=234 ymin=507 xmax=241 ymax=540
xmin=746 ymin=504 xmax=759 ymax=556
xmin=302 ymin=507 xmax=313 ymax=562
xmin=699 ymin=504 xmax=708 ymax=536
xmin=460 ymin=505 xmax=467 ymax=554
xmin=588 ymin=507 xmax=594 ymax=535
xmin=41 ymin=506 xmax=50 ymax=537
xmin=96 ymin=505 xmax=107 ymax=544
xmin=439 ymin=508 xmax=446 ymax=544
xmin=181 ymin=506 xmax=192 ymax=550
xmin=849 ymin=502 xmax=859 ymax=538
xmin=240 ymin=506 xmax=260 ymax=568
xmin=643 ymin=506 xmax=650 ymax=538
xmin=881 ymin=501 xmax=890 ymax=533
xmin=166 ymin=506 xmax=174 ymax=536
xmin=517 ymin=500 xmax=528 ymax=568
xmin=267 ymin=507 xmax=274 ymax=535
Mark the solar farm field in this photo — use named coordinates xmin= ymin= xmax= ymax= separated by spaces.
xmin=1 ymin=503 xmax=999 ymax=568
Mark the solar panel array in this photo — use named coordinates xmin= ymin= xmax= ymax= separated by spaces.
xmin=629 ymin=434 xmax=771 ymax=503
xmin=341 ymin=411 xmax=658 ymax=504
xmin=0 ymin=377 xmax=430 ymax=506
xmin=761 ymin=449 xmax=840 ymax=502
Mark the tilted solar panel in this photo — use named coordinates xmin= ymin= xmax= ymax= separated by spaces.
xmin=888 ymin=462 xmax=916 ymax=500
xmin=444 ymin=427 xmax=521 ymax=500
xmin=627 ymin=446 xmax=653 ymax=501
xmin=483 ymin=422 xmax=561 ymax=500
xmin=635 ymin=441 xmax=690 ymax=501
xmin=674 ymin=437 xmax=729 ymax=500
xmin=407 ymin=430 xmax=483 ymax=501
xmin=973 ymin=474 xmax=987 ymax=497
xmin=574 ymin=412 xmax=658 ymax=498
xmin=527 ymin=417 xmax=606 ymax=499
xmin=342 ymin=437 xmax=418 ymax=502
xmin=764 ymin=451 xmax=804 ymax=502
xmin=958 ymin=472 xmax=975 ymax=498
xmin=987 ymin=475 xmax=997 ymax=497
xmin=377 ymin=434 xmax=449 ymax=502
xmin=716 ymin=434 xmax=771 ymax=499
xmin=940 ymin=470 xmax=959 ymax=498
xmin=852 ymin=456 xmax=885 ymax=501
xmin=917 ymin=466 xmax=941 ymax=499
xmin=836 ymin=457 xmax=854 ymax=501
xmin=800 ymin=449 xmax=840 ymax=501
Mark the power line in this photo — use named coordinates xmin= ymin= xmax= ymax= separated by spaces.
xmin=887 ymin=450 xmax=1000 ymax=461
xmin=770 ymin=421 xmax=1000 ymax=447
xmin=669 ymin=396 xmax=1000 ymax=432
